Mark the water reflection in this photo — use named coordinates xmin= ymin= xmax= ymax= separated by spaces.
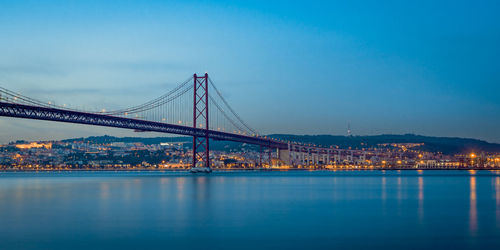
xmin=496 ymin=177 xmax=500 ymax=229
xmin=381 ymin=176 xmax=387 ymax=201
xmin=193 ymin=176 xmax=210 ymax=201
xmin=100 ymin=183 xmax=110 ymax=200
xmin=469 ymin=173 xmax=477 ymax=235
xmin=397 ymin=176 xmax=402 ymax=200
xmin=123 ymin=180 xmax=132 ymax=202
xmin=2 ymin=171 xmax=500 ymax=249
xmin=176 ymin=177 xmax=186 ymax=201
xmin=98 ymin=182 xmax=111 ymax=230
xmin=418 ymin=176 xmax=424 ymax=223
xmin=381 ymin=175 xmax=387 ymax=216
xmin=159 ymin=177 xmax=170 ymax=201
xmin=397 ymin=176 xmax=402 ymax=216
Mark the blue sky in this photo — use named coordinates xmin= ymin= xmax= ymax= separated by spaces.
xmin=0 ymin=0 xmax=499 ymax=143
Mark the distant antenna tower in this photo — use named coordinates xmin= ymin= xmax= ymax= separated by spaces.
xmin=347 ymin=121 xmax=352 ymax=137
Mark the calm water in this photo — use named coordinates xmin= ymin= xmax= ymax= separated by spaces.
xmin=1 ymin=170 xmax=500 ymax=249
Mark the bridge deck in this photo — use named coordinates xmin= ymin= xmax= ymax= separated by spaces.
xmin=0 ymin=102 xmax=287 ymax=149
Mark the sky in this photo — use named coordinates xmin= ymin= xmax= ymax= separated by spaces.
xmin=0 ymin=0 xmax=499 ymax=143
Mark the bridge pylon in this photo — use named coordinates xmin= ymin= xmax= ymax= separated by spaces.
xmin=191 ymin=73 xmax=211 ymax=172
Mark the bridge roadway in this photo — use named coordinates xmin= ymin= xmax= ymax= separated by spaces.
xmin=0 ymin=102 xmax=287 ymax=149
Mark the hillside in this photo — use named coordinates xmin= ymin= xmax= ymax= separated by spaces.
xmin=59 ymin=134 xmax=500 ymax=155
xmin=270 ymin=134 xmax=500 ymax=155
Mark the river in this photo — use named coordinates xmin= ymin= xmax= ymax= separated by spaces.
xmin=1 ymin=170 xmax=499 ymax=249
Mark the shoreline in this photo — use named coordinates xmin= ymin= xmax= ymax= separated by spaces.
xmin=1 ymin=168 xmax=500 ymax=172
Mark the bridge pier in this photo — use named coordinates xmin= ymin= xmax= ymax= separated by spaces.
xmin=277 ymin=148 xmax=291 ymax=166
xmin=327 ymin=150 xmax=331 ymax=165
xmin=301 ymin=150 xmax=306 ymax=166
xmin=268 ymin=148 xmax=272 ymax=167
xmin=191 ymin=73 xmax=211 ymax=173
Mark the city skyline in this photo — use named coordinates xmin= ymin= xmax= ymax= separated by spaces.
xmin=1 ymin=0 xmax=499 ymax=143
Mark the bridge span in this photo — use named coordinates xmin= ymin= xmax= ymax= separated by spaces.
xmin=1 ymin=73 xmax=382 ymax=171
xmin=0 ymin=102 xmax=287 ymax=149
xmin=0 ymin=73 xmax=294 ymax=171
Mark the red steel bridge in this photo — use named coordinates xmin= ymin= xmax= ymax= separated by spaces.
xmin=0 ymin=73 xmax=295 ymax=170
xmin=0 ymin=73 xmax=385 ymax=170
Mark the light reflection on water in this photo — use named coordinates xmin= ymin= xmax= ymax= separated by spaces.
xmin=418 ymin=175 xmax=424 ymax=223
xmin=496 ymin=177 xmax=500 ymax=230
xmin=0 ymin=170 xmax=500 ymax=249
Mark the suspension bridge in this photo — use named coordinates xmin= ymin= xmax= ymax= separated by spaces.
xmin=0 ymin=73 xmax=363 ymax=172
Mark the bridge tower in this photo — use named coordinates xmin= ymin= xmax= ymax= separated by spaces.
xmin=192 ymin=73 xmax=210 ymax=171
